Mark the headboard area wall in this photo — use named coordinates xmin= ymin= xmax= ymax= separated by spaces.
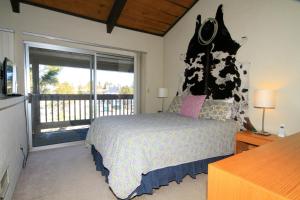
xmin=178 ymin=5 xmax=249 ymax=129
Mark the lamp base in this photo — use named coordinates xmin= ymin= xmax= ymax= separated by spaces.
xmin=254 ymin=131 xmax=271 ymax=136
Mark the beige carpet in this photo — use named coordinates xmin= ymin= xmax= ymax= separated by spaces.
xmin=13 ymin=145 xmax=208 ymax=200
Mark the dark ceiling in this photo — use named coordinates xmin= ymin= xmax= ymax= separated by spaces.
xmin=10 ymin=0 xmax=199 ymax=36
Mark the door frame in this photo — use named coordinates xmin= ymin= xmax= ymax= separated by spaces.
xmin=24 ymin=41 xmax=139 ymax=151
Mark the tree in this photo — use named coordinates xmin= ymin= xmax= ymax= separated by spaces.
xmin=77 ymin=82 xmax=91 ymax=94
xmin=55 ymin=82 xmax=75 ymax=94
xmin=119 ymin=86 xmax=134 ymax=94
xmin=39 ymin=66 xmax=60 ymax=93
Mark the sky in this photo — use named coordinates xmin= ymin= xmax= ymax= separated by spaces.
xmin=57 ymin=66 xmax=134 ymax=87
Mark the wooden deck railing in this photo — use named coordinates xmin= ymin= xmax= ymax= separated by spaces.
xmin=30 ymin=94 xmax=134 ymax=133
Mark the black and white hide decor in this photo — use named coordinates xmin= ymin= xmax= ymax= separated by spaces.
xmin=180 ymin=4 xmax=249 ymax=129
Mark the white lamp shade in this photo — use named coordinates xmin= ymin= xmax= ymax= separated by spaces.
xmin=254 ymin=89 xmax=276 ymax=108
xmin=158 ymin=88 xmax=168 ymax=98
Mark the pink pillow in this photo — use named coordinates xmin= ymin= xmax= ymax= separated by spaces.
xmin=180 ymin=95 xmax=206 ymax=118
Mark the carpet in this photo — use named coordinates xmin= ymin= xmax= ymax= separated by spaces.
xmin=13 ymin=145 xmax=208 ymax=200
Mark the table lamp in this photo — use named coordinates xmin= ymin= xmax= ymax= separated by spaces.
xmin=254 ymin=89 xmax=276 ymax=135
xmin=158 ymin=88 xmax=168 ymax=112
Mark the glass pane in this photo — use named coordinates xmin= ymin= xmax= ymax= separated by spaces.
xmin=95 ymin=54 xmax=134 ymax=117
xmin=29 ymin=46 xmax=93 ymax=147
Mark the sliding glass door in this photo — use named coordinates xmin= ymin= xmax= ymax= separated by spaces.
xmin=95 ymin=54 xmax=135 ymax=117
xmin=27 ymin=46 xmax=94 ymax=147
xmin=25 ymin=43 xmax=137 ymax=148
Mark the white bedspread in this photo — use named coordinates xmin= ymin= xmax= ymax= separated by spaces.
xmin=86 ymin=113 xmax=238 ymax=199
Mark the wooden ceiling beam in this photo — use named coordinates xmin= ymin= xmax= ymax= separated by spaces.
xmin=106 ymin=0 xmax=127 ymax=33
xmin=10 ymin=0 xmax=21 ymax=13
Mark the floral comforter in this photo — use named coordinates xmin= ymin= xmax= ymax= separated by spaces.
xmin=86 ymin=112 xmax=238 ymax=199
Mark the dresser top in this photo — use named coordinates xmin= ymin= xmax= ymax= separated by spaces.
xmin=211 ymin=132 xmax=300 ymax=200
xmin=0 ymin=96 xmax=25 ymax=111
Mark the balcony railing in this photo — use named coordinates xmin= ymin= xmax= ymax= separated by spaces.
xmin=30 ymin=94 xmax=134 ymax=133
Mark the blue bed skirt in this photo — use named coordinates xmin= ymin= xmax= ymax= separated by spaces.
xmin=91 ymin=145 xmax=230 ymax=199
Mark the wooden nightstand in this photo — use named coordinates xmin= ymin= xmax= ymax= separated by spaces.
xmin=235 ymin=131 xmax=280 ymax=154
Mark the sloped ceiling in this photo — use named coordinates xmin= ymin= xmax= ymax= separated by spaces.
xmin=10 ymin=0 xmax=198 ymax=36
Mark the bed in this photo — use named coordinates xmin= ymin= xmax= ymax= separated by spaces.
xmin=86 ymin=112 xmax=239 ymax=199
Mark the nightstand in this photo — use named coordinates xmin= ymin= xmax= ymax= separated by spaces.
xmin=235 ymin=131 xmax=280 ymax=154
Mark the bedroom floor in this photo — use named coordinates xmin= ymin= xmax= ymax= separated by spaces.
xmin=13 ymin=145 xmax=208 ymax=200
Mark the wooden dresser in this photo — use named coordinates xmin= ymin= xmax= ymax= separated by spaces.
xmin=208 ymin=132 xmax=300 ymax=200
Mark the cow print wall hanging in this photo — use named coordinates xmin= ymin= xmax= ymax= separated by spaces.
xmin=179 ymin=4 xmax=250 ymax=129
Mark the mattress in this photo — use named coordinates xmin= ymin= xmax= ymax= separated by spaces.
xmin=86 ymin=112 xmax=238 ymax=199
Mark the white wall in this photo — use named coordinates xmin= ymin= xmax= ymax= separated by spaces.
xmin=0 ymin=30 xmax=14 ymax=62
xmin=0 ymin=0 xmax=164 ymax=113
xmin=0 ymin=97 xmax=27 ymax=200
xmin=0 ymin=30 xmax=23 ymax=200
xmin=164 ymin=0 xmax=300 ymax=135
